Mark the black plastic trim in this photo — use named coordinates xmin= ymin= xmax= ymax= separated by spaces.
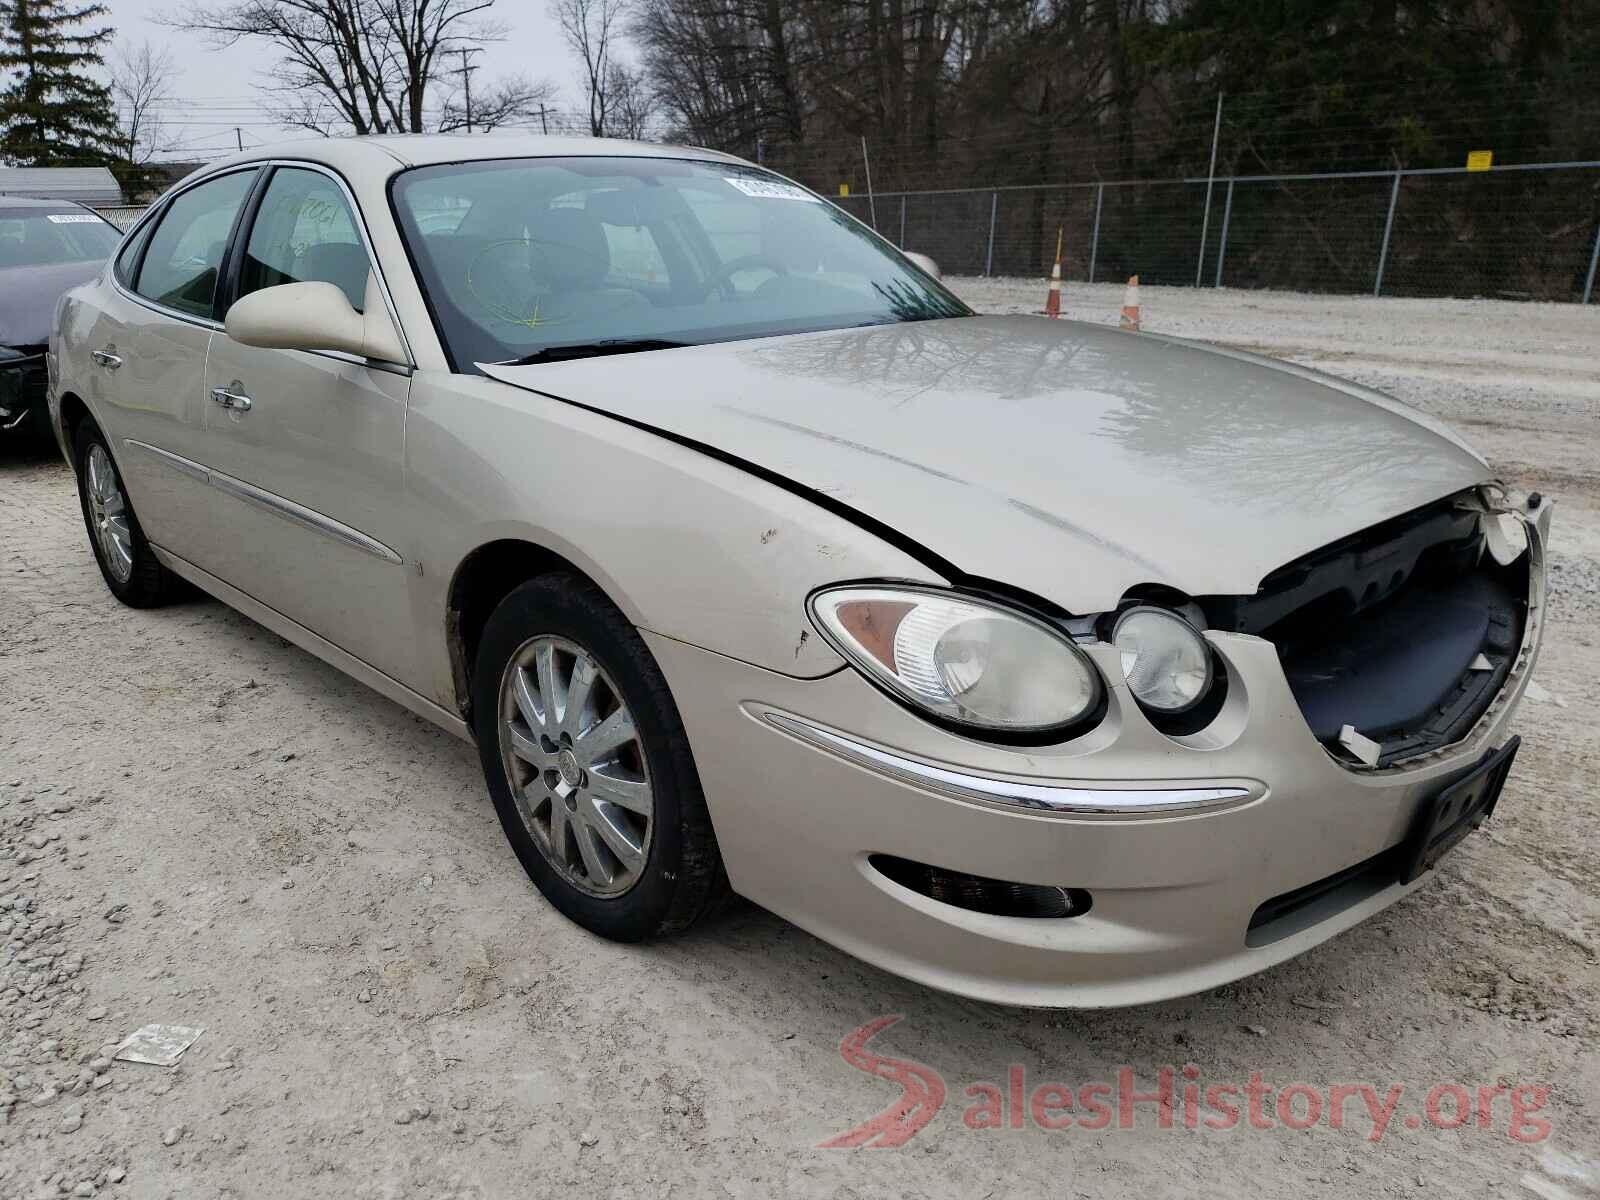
xmin=869 ymin=854 xmax=1092 ymax=920
xmin=1246 ymin=847 xmax=1402 ymax=946
xmin=214 ymin=165 xmax=274 ymax=320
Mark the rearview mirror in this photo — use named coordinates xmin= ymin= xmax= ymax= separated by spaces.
xmin=225 ymin=275 xmax=407 ymax=365
xmin=903 ymin=251 xmax=941 ymax=281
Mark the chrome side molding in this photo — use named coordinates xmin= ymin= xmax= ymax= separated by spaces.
xmin=124 ymin=439 xmax=209 ymax=483
xmin=207 ymin=471 xmax=402 ymax=564
xmin=756 ymin=708 xmax=1257 ymax=817
xmin=123 ymin=439 xmax=401 ymax=565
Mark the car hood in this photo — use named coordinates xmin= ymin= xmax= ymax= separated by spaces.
xmin=0 ymin=260 xmax=105 ymax=348
xmin=482 ymin=315 xmax=1491 ymax=612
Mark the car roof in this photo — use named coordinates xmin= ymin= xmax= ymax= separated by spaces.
xmin=0 ymin=196 xmax=94 ymax=212
xmin=198 ymin=134 xmax=750 ymax=179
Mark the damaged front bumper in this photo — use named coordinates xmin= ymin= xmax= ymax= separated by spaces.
xmin=642 ymin=492 xmax=1549 ymax=1008
xmin=0 ymin=349 xmax=49 ymax=435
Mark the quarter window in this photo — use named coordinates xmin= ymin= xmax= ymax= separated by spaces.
xmin=238 ymin=168 xmax=369 ymax=313
xmin=113 ymin=217 xmax=154 ymax=286
xmin=134 ymin=170 xmax=256 ymax=319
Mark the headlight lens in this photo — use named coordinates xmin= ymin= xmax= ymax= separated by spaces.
xmin=1112 ymin=606 xmax=1213 ymax=713
xmin=808 ymin=586 xmax=1101 ymax=734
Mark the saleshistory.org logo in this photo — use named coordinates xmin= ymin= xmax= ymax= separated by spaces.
xmin=819 ymin=1016 xmax=1554 ymax=1149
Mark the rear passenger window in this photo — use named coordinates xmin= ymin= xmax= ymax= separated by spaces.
xmin=238 ymin=168 xmax=369 ymax=313
xmin=135 ymin=170 xmax=255 ymax=318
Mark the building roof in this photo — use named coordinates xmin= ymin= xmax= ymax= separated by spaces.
xmin=0 ymin=167 xmax=123 ymax=207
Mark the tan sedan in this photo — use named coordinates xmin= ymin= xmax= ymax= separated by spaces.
xmin=48 ymin=136 xmax=1549 ymax=1006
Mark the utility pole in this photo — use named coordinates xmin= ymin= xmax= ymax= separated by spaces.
xmin=536 ymin=103 xmax=549 ymax=135
xmin=234 ymin=127 xmax=243 ymax=152
xmin=453 ymin=47 xmax=483 ymax=134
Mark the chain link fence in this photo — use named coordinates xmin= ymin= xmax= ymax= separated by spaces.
xmin=94 ymin=160 xmax=1600 ymax=303
xmin=834 ymin=161 xmax=1600 ymax=303
xmin=93 ymin=206 xmax=149 ymax=232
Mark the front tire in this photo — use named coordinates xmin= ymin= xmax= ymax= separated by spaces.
xmin=472 ymin=573 xmax=729 ymax=941
xmin=73 ymin=423 xmax=181 ymax=607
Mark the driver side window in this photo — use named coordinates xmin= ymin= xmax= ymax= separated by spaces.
xmin=238 ymin=167 xmax=370 ymax=313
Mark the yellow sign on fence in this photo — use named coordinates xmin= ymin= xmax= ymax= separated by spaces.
xmin=1466 ymin=150 xmax=1493 ymax=172
xmin=838 ymin=183 xmax=850 ymax=196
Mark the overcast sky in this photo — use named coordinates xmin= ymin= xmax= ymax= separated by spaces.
xmin=107 ymin=0 xmax=600 ymax=161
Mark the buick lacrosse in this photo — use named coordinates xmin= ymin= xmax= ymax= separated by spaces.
xmin=49 ymin=137 xmax=1548 ymax=1006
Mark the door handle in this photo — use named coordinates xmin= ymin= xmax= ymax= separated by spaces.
xmin=210 ymin=385 xmax=252 ymax=412
xmin=91 ymin=349 xmax=123 ymax=370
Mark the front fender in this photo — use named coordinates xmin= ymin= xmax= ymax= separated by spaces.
xmin=404 ymin=372 xmax=947 ymax=705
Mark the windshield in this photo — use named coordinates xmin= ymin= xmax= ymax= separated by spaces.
xmin=390 ymin=156 xmax=969 ymax=368
xmin=0 ymin=210 xmax=121 ymax=268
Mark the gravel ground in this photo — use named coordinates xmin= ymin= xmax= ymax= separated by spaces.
xmin=1 ymin=282 xmax=1597 ymax=1199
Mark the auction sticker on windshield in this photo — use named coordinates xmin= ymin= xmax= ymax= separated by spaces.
xmin=46 ymin=214 xmax=101 ymax=224
xmin=724 ymin=177 xmax=820 ymax=202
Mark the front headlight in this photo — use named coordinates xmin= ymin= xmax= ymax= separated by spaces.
xmin=808 ymin=585 xmax=1102 ymax=735
xmin=1112 ymin=606 xmax=1213 ymax=713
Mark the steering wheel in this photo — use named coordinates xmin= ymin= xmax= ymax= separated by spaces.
xmin=702 ymin=253 xmax=789 ymax=300
xmin=466 ymin=238 xmax=578 ymax=330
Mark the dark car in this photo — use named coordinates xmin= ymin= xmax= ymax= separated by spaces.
xmin=1 ymin=197 xmax=122 ymax=438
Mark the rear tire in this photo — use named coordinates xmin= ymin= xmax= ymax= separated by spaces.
xmin=74 ymin=422 xmax=182 ymax=607
xmin=472 ymin=573 xmax=730 ymax=941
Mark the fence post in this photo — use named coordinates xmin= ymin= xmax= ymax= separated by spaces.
xmin=1213 ymin=178 xmax=1234 ymax=288
xmin=860 ymin=136 xmax=878 ymax=231
xmin=1584 ymin=218 xmax=1600 ymax=304
xmin=1195 ymin=91 xmax=1224 ymax=287
xmin=1088 ymin=183 xmax=1104 ymax=283
xmin=1374 ymin=166 xmax=1402 ymax=297
xmin=898 ymin=194 xmax=907 ymax=249
xmin=985 ymin=190 xmax=998 ymax=276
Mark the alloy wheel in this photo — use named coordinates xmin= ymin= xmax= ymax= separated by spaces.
xmin=498 ymin=635 xmax=654 ymax=897
xmin=85 ymin=444 xmax=134 ymax=583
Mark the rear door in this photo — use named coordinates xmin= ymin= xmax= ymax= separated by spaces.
xmin=81 ymin=169 xmax=257 ymax=555
xmin=195 ymin=164 xmax=417 ymax=685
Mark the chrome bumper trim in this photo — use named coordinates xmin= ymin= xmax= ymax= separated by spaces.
xmin=757 ymin=709 xmax=1257 ymax=816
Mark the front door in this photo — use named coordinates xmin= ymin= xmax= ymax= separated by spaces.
xmin=195 ymin=165 xmax=416 ymax=686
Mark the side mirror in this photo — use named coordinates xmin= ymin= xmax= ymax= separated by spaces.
xmin=903 ymin=251 xmax=942 ymax=281
xmin=225 ymin=274 xmax=407 ymax=365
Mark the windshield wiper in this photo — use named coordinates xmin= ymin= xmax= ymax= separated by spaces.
xmin=492 ymin=338 xmax=690 ymax=367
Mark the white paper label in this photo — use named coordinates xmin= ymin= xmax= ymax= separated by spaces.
xmin=723 ymin=177 xmax=819 ymax=203
xmin=46 ymin=213 xmax=100 ymax=224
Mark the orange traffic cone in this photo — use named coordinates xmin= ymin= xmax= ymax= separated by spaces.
xmin=1119 ymin=275 xmax=1141 ymax=331
xmin=1043 ymin=227 xmax=1064 ymax=318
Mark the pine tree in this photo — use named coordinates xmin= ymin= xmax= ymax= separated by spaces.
xmin=0 ymin=0 xmax=116 ymax=166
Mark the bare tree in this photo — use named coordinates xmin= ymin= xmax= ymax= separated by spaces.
xmin=604 ymin=61 xmax=649 ymax=139
xmin=165 ymin=0 xmax=550 ymax=135
xmin=109 ymin=38 xmax=180 ymax=165
xmin=552 ymin=0 xmax=628 ymax=136
xmin=437 ymin=74 xmax=558 ymax=133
